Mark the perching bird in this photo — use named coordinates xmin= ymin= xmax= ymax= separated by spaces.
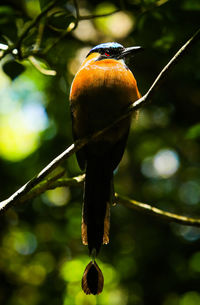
xmin=69 ymin=42 xmax=142 ymax=295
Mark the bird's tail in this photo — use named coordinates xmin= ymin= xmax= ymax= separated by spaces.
xmin=81 ymin=155 xmax=113 ymax=294
xmin=82 ymin=260 xmax=104 ymax=295
xmin=82 ymin=155 xmax=112 ymax=254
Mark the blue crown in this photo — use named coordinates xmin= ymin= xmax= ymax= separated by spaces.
xmin=90 ymin=42 xmax=123 ymax=52
xmin=86 ymin=42 xmax=124 ymax=57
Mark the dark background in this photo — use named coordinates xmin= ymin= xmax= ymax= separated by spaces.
xmin=0 ymin=0 xmax=200 ymax=304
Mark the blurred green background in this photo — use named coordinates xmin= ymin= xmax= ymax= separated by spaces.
xmin=0 ymin=0 xmax=200 ymax=304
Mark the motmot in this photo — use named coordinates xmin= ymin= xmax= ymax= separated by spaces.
xmin=69 ymin=42 xmax=142 ymax=295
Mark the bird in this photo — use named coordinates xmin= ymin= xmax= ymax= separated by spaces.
xmin=69 ymin=42 xmax=142 ymax=295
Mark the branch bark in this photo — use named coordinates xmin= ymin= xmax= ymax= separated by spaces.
xmin=115 ymin=194 xmax=200 ymax=227
xmin=0 ymin=28 xmax=200 ymax=229
xmin=4 ymin=174 xmax=200 ymax=227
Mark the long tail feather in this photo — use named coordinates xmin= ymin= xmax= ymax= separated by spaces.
xmin=82 ymin=260 xmax=104 ymax=295
xmin=82 ymin=156 xmax=113 ymax=254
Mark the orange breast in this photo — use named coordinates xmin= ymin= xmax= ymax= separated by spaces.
xmin=70 ymin=54 xmax=141 ymax=141
xmin=70 ymin=56 xmax=140 ymax=102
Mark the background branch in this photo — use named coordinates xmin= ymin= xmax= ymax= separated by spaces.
xmin=28 ymin=56 xmax=57 ymax=75
xmin=4 ymin=174 xmax=200 ymax=228
xmin=115 ymin=195 xmax=200 ymax=227
xmin=0 ymin=0 xmax=120 ymax=61
xmin=0 ymin=0 xmax=59 ymax=60
xmin=132 ymin=27 xmax=200 ymax=110
xmin=79 ymin=9 xmax=120 ymax=20
xmin=0 ymin=28 xmax=199 ymax=213
xmin=42 ymin=8 xmax=121 ymax=55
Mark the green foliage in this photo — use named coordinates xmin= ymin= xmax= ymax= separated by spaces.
xmin=186 ymin=123 xmax=200 ymax=139
xmin=47 ymin=10 xmax=75 ymax=31
xmin=0 ymin=0 xmax=200 ymax=304
xmin=0 ymin=5 xmax=18 ymax=42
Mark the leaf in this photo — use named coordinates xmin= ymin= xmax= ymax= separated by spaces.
xmin=47 ymin=10 xmax=75 ymax=31
xmin=3 ymin=59 xmax=25 ymax=80
xmin=186 ymin=123 xmax=200 ymax=139
xmin=0 ymin=5 xmax=18 ymax=41
xmin=0 ymin=6 xmax=15 ymax=24
xmin=39 ymin=0 xmax=50 ymax=10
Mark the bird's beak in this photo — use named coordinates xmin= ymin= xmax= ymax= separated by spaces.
xmin=118 ymin=46 xmax=144 ymax=59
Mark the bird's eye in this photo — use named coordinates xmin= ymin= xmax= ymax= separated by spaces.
xmin=104 ymin=50 xmax=110 ymax=56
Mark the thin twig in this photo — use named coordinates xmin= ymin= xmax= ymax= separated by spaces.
xmin=79 ymin=9 xmax=120 ymax=20
xmin=17 ymin=175 xmax=85 ymax=205
xmin=17 ymin=0 xmax=58 ymax=48
xmin=0 ymin=0 xmax=59 ymax=61
xmin=0 ymin=0 xmax=120 ymax=61
xmin=42 ymin=8 xmax=121 ymax=55
xmin=28 ymin=56 xmax=57 ymax=76
xmin=132 ymin=27 xmax=200 ymax=110
xmin=33 ymin=19 xmax=46 ymax=52
xmin=115 ymin=194 xmax=200 ymax=227
xmin=0 ymin=28 xmax=199 ymax=214
xmin=42 ymin=25 xmax=77 ymax=55
xmin=0 ymin=143 xmax=77 ymax=211
xmin=73 ymin=0 xmax=80 ymax=19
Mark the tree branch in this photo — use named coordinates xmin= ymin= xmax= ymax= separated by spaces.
xmin=132 ymin=27 xmax=200 ymax=110
xmin=0 ymin=28 xmax=200 ymax=222
xmin=42 ymin=7 xmax=121 ymax=55
xmin=79 ymin=9 xmax=120 ymax=20
xmin=16 ymin=175 xmax=85 ymax=205
xmin=0 ymin=0 xmax=120 ymax=61
xmin=0 ymin=0 xmax=59 ymax=61
xmin=28 ymin=56 xmax=57 ymax=76
xmin=16 ymin=0 xmax=59 ymax=57
xmin=4 ymin=174 xmax=200 ymax=228
xmin=115 ymin=194 xmax=200 ymax=227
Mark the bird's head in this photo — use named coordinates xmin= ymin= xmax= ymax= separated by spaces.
xmin=86 ymin=42 xmax=143 ymax=61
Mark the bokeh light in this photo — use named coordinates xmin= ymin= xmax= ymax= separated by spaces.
xmin=171 ymin=224 xmax=200 ymax=242
xmin=141 ymin=156 xmax=157 ymax=178
xmin=180 ymin=291 xmax=200 ymax=305
xmin=73 ymin=9 xmax=99 ymax=42
xmin=13 ymin=231 xmax=37 ymax=255
xmin=45 ymin=187 xmax=71 ymax=206
xmin=20 ymin=263 xmax=46 ymax=285
xmin=141 ymin=148 xmax=179 ymax=179
xmin=179 ymin=181 xmax=200 ymax=205
xmin=68 ymin=47 xmax=91 ymax=76
xmin=153 ymin=149 xmax=179 ymax=178
xmin=94 ymin=3 xmax=134 ymax=39
xmin=189 ymin=251 xmax=200 ymax=273
xmin=3 ymin=230 xmax=37 ymax=255
xmin=60 ymin=258 xmax=86 ymax=282
xmin=0 ymin=65 xmax=48 ymax=161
